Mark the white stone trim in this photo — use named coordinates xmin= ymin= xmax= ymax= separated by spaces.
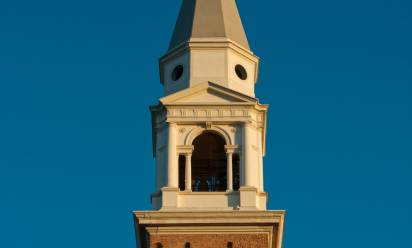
xmin=185 ymin=125 xmax=232 ymax=146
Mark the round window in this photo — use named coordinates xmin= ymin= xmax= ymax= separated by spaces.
xmin=235 ymin=64 xmax=247 ymax=80
xmin=172 ymin=65 xmax=184 ymax=81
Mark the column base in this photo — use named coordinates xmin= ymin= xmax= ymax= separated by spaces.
xmin=239 ymin=186 xmax=267 ymax=210
xmin=160 ymin=187 xmax=179 ymax=210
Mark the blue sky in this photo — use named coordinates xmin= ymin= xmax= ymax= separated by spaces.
xmin=0 ymin=0 xmax=411 ymax=247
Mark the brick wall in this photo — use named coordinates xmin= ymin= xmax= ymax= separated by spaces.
xmin=150 ymin=233 xmax=269 ymax=248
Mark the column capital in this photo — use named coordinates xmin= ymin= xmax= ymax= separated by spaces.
xmin=225 ymin=145 xmax=239 ymax=154
xmin=177 ymin=145 xmax=194 ymax=155
xmin=243 ymin=121 xmax=253 ymax=127
xmin=168 ymin=122 xmax=178 ymax=127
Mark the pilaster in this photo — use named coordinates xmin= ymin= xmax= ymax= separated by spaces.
xmin=243 ymin=122 xmax=254 ymax=187
xmin=167 ymin=123 xmax=178 ymax=188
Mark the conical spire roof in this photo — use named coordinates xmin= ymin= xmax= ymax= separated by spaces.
xmin=169 ymin=0 xmax=250 ymax=51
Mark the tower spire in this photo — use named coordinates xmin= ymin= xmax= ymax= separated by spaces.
xmin=169 ymin=0 xmax=250 ymax=51
xmin=160 ymin=0 xmax=259 ymax=97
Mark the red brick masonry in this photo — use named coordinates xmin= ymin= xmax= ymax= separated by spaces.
xmin=150 ymin=233 xmax=269 ymax=248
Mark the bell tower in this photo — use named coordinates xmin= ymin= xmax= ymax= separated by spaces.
xmin=134 ymin=1 xmax=285 ymax=247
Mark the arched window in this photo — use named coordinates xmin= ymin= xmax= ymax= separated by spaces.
xmin=192 ymin=132 xmax=227 ymax=192
xmin=227 ymin=241 xmax=233 ymax=248
xmin=156 ymin=243 xmax=163 ymax=248
xmin=185 ymin=242 xmax=191 ymax=248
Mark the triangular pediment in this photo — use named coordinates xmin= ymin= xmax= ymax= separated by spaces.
xmin=160 ymin=82 xmax=257 ymax=105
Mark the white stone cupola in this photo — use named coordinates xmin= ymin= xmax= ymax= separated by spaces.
xmin=151 ymin=0 xmax=268 ymax=211
xmin=159 ymin=0 xmax=259 ymax=97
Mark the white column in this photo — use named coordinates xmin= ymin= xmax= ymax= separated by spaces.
xmin=226 ymin=152 xmax=233 ymax=191
xmin=243 ymin=122 xmax=254 ymax=187
xmin=167 ymin=123 xmax=178 ymax=188
xmin=185 ymin=153 xmax=192 ymax=191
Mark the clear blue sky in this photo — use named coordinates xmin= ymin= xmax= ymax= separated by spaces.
xmin=0 ymin=0 xmax=410 ymax=247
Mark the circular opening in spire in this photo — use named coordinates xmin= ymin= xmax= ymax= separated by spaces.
xmin=172 ymin=65 xmax=184 ymax=81
xmin=235 ymin=64 xmax=248 ymax=80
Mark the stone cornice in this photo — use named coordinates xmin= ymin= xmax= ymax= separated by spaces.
xmin=160 ymin=38 xmax=259 ymax=64
xmin=134 ymin=210 xmax=285 ymax=225
xmin=159 ymin=81 xmax=259 ymax=105
xmin=151 ymin=104 xmax=267 ymax=127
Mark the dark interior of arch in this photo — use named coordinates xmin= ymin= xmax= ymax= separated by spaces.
xmin=192 ymin=132 xmax=227 ymax=192
xmin=179 ymin=155 xmax=186 ymax=191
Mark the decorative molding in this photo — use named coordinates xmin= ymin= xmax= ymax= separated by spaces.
xmin=177 ymin=145 xmax=194 ymax=155
xmin=185 ymin=125 xmax=232 ymax=146
xmin=145 ymin=225 xmax=274 ymax=234
xmin=225 ymin=145 xmax=240 ymax=154
xmin=165 ymin=107 xmax=253 ymax=119
xmin=134 ymin=210 xmax=285 ymax=224
xmin=205 ymin=122 xmax=213 ymax=130
xmin=168 ymin=122 xmax=178 ymax=127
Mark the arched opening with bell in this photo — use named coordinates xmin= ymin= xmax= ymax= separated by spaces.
xmin=192 ymin=132 xmax=227 ymax=192
xmin=178 ymin=131 xmax=240 ymax=192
